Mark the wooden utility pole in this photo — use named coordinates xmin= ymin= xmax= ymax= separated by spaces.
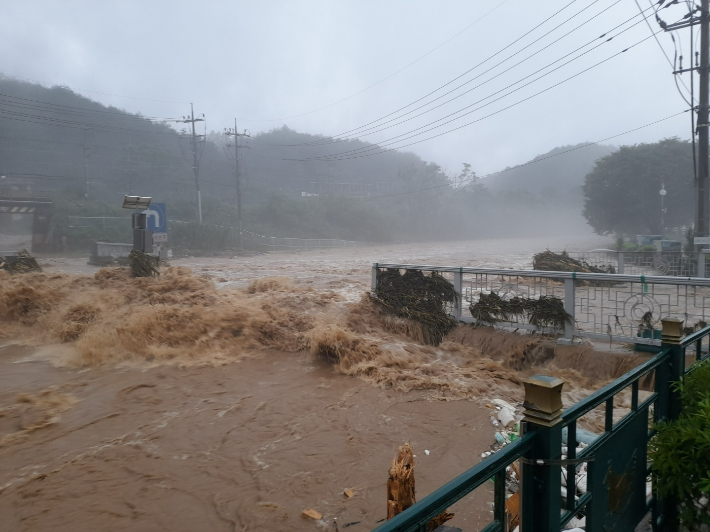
xmin=224 ymin=119 xmax=250 ymax=250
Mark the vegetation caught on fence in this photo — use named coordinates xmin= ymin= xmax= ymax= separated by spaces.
xmin=372 ymin=268 xmax=458 ymax=345
xmin=650 ymin=359 xmax=710 ymax=530
xmin=129 ymin=250 xmax=160 ymax=278
xmin=470 ymin=291 xmax=573 ymax=330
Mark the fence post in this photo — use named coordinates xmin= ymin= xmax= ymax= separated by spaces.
xmin=654 ymin=318 xmax=684 ymax=532
xmin=618 ymin=251 xmax=625 ymax=274
xmin=372 ymin=263 xmax=378 ymax=292
xmin=520 ymin=375 xmax=564 ymax=532
xmin=563 ymin=277 xmax=576 ymax=341
xmin=698 ymin=251 xmax=706 ymax=278
xmin=453 ymin=268 xmax=463 ymax=321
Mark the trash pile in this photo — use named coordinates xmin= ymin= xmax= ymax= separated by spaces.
xmin=484 ymin=399 xmax=591 ymax=532
xmin=470 ymin=292 xmax=573 ymax=330
xmin=532 ymin=250 xmax=615 ymax=274
xmin=372 ymin=268 xmax=458 ymax=345
xmin=0 ymin=249 xmax=42 ymax=274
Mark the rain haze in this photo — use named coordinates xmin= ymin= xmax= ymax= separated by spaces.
xmin=1 ymin=0 xmax=694 ymax=173
xmin=1 ymin=2 xmax=708 ymax=532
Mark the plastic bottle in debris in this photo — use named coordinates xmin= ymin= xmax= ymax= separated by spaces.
xmin=494 ymin=432 xmax=506 ymax=444
xmin=490 ymin=416 xmax=500 ymax=428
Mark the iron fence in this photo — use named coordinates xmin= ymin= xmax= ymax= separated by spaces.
xmin=372 ymin=264 xmax=710 ymax=345
xmin=562 ymin=250 xmax=710 ymax=278
xmin=372 ymin=323 xmax=710 ymax=532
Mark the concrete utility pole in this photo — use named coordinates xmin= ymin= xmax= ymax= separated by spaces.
xmin=178 ymin=104 xmax=205 ymax=223
xmin=82 ymin=127 xmax=92 ymax=199
xmin=224 ymin=119 xmax=250 ymax=250
xmin=664 ymin=1 xmax=709 ymax=273
xmin=697 ymin=0 xmax=710 ymax=241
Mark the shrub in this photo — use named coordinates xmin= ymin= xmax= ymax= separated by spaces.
xmin=649 ymin=360 xmax=710 ymax=529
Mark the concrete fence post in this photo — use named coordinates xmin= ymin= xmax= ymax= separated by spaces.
xmin=618 ymin=251 xmax=625 ymax=274
xmin=698 ymin=251 xmax=706 ymax=278
xmin=453 ymin=268 xmax=463 ymax=321
xmin=563 ymin=277 xmax=576 ymax=340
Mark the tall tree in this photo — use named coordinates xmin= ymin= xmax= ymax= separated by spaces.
xmin=582 ymin=138 xmax=694 ymax=235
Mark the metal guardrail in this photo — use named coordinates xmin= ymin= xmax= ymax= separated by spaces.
xmin=563 ymin=250 xmax=710 ymax=278
xmin=372 ymin=264 xmax=710 ymax=346
xmin=373 ymin=324 xmax=710 ymax=532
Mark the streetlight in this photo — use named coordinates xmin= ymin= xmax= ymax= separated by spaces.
xmin=660 ymin=183 xmax=667 ymax=234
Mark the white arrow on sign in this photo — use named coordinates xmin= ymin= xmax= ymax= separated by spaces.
xmin=144 ymin=208 xmax=161 ymax=229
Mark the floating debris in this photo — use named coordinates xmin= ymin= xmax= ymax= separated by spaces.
xmin=0 ymin=249 xmax=42 ymax=274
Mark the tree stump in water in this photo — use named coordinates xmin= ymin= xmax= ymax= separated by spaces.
xmin=387 ymin=443 xmax=416 ymax=519
xmin=386 ymin=443 xmax=455 ymax=530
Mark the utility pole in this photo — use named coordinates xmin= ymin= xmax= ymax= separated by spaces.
xmin=663 ymin=1 xmax=709 ymax=274
xmin=82 ymin=127 xmax=92 ymax=199
xmin=178 ymin=104 xmax=205 ymax=223
xmin=224 ymin=119 xmax=250 ymax=250
xmin=698 ymin=0 xmax=709 ymax=243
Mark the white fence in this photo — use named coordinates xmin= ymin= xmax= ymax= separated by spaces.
xmin=561 ymin=249 xmax=710 ymax=277
xmin=372 ymin=263 xmax=710 ymax=345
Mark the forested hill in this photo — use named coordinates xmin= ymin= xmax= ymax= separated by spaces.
xmin=482 ymin=143 xmax=616 ymax=202
xmin=0 ymin=77 xmax=598 ymax=250
xmin=0 ymin=77 xmax=445 ymax=215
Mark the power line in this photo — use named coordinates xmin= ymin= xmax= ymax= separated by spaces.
xmin=289 ymin=0 xmax=626 ymax=148
xmin=266 ymin=26 xmax=662 ymax=163
xmin=355 ymin=109 xmax=691 ymax=199
xmin=0 ymin=96 xmax=179 ymax=122
xmin=0 ymin=109 xmax=184 ymax=137
xmin=253 ymin=0 xmax=589 ymax=147
xmin=289 ymin=4 xmax=650 ymax=152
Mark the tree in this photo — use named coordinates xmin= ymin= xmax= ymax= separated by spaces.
xmin=582 ymin=138 xmax=694 ymax=235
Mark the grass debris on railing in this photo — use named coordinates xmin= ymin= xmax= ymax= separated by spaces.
xmin=129 ymin=250 xmax=159 ymax=278
xmin=533 ymin=250 xmax=615 ymax=274
xmin=372 ymin=268 xmax=458 ymax=345
xmin=470 ymin=292 xmax=573 ymax=330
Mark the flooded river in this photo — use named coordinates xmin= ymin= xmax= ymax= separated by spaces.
xmin=2 ymin=235 xmax=636 ymax=532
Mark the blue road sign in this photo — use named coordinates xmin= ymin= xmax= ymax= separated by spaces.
xmin=143 ymin=203 xmax=167 ymax=233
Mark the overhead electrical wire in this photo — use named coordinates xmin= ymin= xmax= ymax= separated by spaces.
xmin=287 ymin=4 xmax=653 ymax=152
xmin=270 ymin=0 xmax=638 ymax=146
xmin=252 ymin=0 xmax=591 ymax=147
xmin=263 ymin=0 xmax=633 ymax=148
xmin=0 ymin=109 xmax=189 ymax=138
xmin=262 ymin=24 xmax=663 ymax=163
xmin=352 ymin=109 xmax=692 ymax=199
xmin=0 ymin=93 xmax=180 ymax=122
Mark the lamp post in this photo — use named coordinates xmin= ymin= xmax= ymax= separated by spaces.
xmin=660 ymin=184 xmax=667 ymax=235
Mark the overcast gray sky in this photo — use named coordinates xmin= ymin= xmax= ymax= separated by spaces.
xmin=1 ymin=0 xmax=698 ymax=175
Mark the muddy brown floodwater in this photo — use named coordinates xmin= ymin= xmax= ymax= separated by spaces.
xmin=1 ymin=235 xmax=643 ymax=532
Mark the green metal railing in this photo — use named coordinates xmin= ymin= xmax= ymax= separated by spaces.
xmin=373 ymin=325 xmax=710 ymax=532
